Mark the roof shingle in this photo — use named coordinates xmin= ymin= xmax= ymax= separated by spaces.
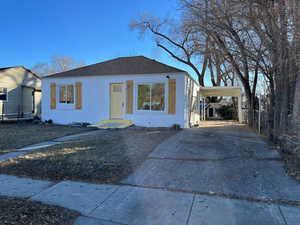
xmin=43 ymin=56 xmax=186 ymax=78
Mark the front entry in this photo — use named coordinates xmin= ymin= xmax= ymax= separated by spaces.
xmin=110 ymin=83 xmax=123 ymax=119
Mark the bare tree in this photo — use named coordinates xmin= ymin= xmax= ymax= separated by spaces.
xmin=181 ymin=0 xmax=264 ymax=126
xmin=131 ymin=0 xmax=300 ymax=137
xmin=31 ymin=55 xmax=85 ymax=76
xmin=185 ymin=0 xmax=300 ymax=138
xmin=130 ymin=15 xmax=209 ymax=86
xmin=241 ymin=0 xmax=300 ymax=138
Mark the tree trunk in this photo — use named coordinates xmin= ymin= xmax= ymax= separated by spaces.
xmin=243 ymin=87 xmax=255 ymax=128
xmin=268 ymin=80 xmax=276 ymax=141
xmin=293 ymin=75 xmax=300 ymax=136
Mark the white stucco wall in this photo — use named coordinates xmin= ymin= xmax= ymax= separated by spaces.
xmin=42 ymin=73 xmax=189 ymax=128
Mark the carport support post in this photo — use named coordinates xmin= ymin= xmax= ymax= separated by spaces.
xmin=201 ymin=97 xmax=204 ymax=120
xmin=203 ymin=97 xmax=206 ymax=121
xmin=238 ymin=95 xmax=243 ymax=123
xmin=201 ymin=96 xmax=205 ymax=121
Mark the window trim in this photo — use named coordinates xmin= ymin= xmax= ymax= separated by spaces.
xmin=0 ymin=87 xmax=8 ymax=102
xmin=136 ymin=82 xmax=166 ymax=113
xmin=58 ymin=84 xmax=75 ymax=105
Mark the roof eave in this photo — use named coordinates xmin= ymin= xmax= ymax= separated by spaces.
xmin=42 ymin=71 xmax=187 ymax=79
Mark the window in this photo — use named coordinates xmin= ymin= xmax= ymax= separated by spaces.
xmin=138 ymin=84 xmax=150 ymax=110
xmin=67 ymin=85 xmax=74 ymax=103
xmin=0 ymin=87 xmax=7 ymax=101
xmin=137 ymin=83 xmax=165 ymax=111
xmin=59 ymin=85 xmax=74 ymax=104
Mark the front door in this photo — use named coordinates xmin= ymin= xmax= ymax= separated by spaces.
xmin=110 ymin=83 xmax=123 ymax=119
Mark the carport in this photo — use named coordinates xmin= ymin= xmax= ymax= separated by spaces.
xmin=199 ymin=87 xmax=243 ymax=122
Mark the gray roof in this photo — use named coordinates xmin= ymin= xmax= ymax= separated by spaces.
xmin=43 ymin=56 xmax=186 ymax=78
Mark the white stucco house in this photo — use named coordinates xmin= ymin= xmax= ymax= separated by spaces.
xmin=42 ymin=56 xmax=200 ymax=128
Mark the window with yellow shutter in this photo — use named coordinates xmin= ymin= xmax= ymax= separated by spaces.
xmin=59 ymin=85 xmax=74 ymax=104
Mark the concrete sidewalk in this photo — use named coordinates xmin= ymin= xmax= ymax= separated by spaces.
xmin=0 ymin=174 xmax=299 ymax=225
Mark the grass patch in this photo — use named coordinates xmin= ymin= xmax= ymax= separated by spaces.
xmin=0 ymin=196 xmax=79 ymax=225
xmin=0 ymin=127 xmax=178 ymax=183
xmin=0 ymin=122 xmax=94 ymax=155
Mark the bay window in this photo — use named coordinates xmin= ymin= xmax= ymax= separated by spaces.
xmin=137 ymin=83 xmax=165 ymax=111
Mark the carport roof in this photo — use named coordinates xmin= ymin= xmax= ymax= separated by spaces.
xmin=200 ymin=87 xmax=242 ymax=97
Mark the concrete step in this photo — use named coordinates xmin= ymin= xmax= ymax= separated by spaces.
xmin=88 ymin=120 xmax=133 ymax=129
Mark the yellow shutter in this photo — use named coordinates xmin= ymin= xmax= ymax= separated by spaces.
xmin=50 ymin=83 xmax=56 ymax=110
xmin=168 ymin=79 xmax=176 ymax=114
xmin=75 ymin=82 xmax=82 ymax=110
xmin=126 ymin=80 xmax=133 ymax=114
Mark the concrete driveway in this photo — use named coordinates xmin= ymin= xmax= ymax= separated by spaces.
xmin=117 ymin=121 xmax=300 ymax=224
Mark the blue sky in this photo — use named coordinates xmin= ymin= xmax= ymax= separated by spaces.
xmin=0 ymin=0 xmax=201 ymax=81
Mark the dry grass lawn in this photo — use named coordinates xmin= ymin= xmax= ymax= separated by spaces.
xmin=0 ymin=122 xmax=93 ymax=155
xmin=0 ymin=127 xmax=178 ymax=183
xmin=0 ymin=196 xmax=79 ymax=225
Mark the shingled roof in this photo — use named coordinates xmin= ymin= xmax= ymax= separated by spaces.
xmin=43 ymin=56 xmax=186 ymax=78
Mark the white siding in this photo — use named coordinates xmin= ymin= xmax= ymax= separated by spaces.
xmin=184 ymin=75 xmax=200 ymax=128
xmin=0 ymin=67 xmax=41 ymax=116
xmin=22 ymin=86 xmax=33 ymax=114
xmin=42 ymin=73 xmax=188 ymax=128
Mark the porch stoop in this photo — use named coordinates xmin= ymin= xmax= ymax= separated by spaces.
xmin=88 ymin=120 xmax=133 ymax=129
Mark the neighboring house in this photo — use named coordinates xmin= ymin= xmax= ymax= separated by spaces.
xmin=207 ymin=103 xmax=224 ymax=119
xmin=206 ymin=100 xmax=233 ymax=120
xmin=0 ymin=66 xmax=41 ymax=119
xmin=42 ymin=56 xmax=200 ymax=128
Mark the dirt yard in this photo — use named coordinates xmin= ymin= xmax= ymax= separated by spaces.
xmin=0 ymin=122 xmax=94 ymax=155
xmin=0 ymin=196 xmax=79 ymax=225
xmin=0 ymin=126 xmax=178 ymax=183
